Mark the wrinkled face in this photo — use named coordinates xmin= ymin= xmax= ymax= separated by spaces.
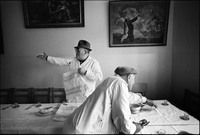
xmin=75 ymin=48 xmax=89 ymax=60
xmin=127 ymin=74 xmax=136 ymax=90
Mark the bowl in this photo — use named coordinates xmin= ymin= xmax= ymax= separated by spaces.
xmin=130 ymin=104 xmax=142 ymax=114
xmin=39 ymin=107 xmax=53 ymax=114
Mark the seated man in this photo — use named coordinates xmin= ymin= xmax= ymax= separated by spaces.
xmin=62 ymin=66 xmax=156 ymax=134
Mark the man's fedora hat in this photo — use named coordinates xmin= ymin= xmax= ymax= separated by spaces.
xmin=74 ymin=40 xmax=92 ymax=51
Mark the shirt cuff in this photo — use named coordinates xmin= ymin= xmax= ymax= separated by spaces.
xmin=46 ymin=56 xmax=48 ymax=61
xmin=142 ymin=96 xmax=147 ymax=103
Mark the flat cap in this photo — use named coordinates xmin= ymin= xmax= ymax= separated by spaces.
xmin=114 ymin=66 xmax=137 ymax=76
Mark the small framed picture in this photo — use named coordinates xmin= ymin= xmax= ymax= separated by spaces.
xmin=109 ymin=1 xmax=170 ymax=47
xmin=22 ymin=0 xmax=84 ymax=28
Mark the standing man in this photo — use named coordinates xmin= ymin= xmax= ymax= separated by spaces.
xmin=62 ymin=66 xmax=156 ymax=134
xmin=37 ymin=40 xmax=103 ymax=103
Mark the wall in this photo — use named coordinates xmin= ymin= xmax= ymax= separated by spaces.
xmin=0 ymin=1 xmax=174 ymax=99
xmin=171 ymin=1 xmax=199 ymax=108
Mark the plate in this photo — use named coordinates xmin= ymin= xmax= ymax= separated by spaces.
xmin=156 ymin=129 xmax=166 ymax=134
xmin=161 ymin=103 xmax=169 ymax=106
xmin=35 ymin=111 xmax=53 ymax=116
xmin=179 ymin=116 xmax=190 ymax=120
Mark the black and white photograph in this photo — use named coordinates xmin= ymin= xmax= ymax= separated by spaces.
xmin=0 ymin=0 xmax=199 ymax=134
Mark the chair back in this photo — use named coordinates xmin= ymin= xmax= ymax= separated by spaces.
xmin=32 ymin=88 xmax=51 ymax=103
xmin=183 ymin=89 xmax=199 ymax=120
xmin=51 ymin=87 xmax=66 ymax=103
xmin=12 ymin=88 xmax=32 ymax=104
xmin=0 ymin=88 xmax=13 ymax=104
xmin=131 ymin=83 xmax=147 ymax=96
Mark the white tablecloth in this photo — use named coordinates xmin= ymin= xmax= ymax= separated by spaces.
xmin=0 ymin=100 xmax=199 ymax=134
xmin=0 ymin=103 xmax=80 ymax=134
xmin=132 ymin=100 xmax=199 ymax=134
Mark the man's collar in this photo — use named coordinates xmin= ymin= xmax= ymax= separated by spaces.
xmin=78 ymin=55 xmax=90 ymax=64
xmin=114 ymin=74 xmax=128 ymax=86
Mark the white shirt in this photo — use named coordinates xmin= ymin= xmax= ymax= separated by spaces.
xmin=47 ymin=56 xmax=103 ymax=98
xmin=62 ymin=75 xmax=137 ymax=134
xmin=129 ymin=92 xmax=147 ymax=105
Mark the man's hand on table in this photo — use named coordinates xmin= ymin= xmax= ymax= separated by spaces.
xmin=133 ymin=121 xmax=143 ymax=134
xmin=145 ymin=99 xmax=157 ymax=108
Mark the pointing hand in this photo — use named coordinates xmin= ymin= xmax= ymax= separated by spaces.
xmin=37 ymin=52 xmax=48 ymax=61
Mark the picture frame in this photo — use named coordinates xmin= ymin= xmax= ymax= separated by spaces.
xmin=0 ymin=7 xmax=4 ymax=54
xmin=22 ymin=0 xmax=84 ymax=28
xmin=109 ymin=1 xmax=170 ymax=47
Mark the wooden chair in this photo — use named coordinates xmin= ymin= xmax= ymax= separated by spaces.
xmin=183 ymin=89 xmax=199 ymax=120
xmin=131 ymin=83 xmax=148 ymax=96
xmin=51 ymin=88 xmax=66 ymax=103
xmin=32 ymin=88 xmax=51 ymax=103
xmin=12 ymin=88 xmax=32 ymax=104
xmin=0 ymin=88 xmax=13 ymax=104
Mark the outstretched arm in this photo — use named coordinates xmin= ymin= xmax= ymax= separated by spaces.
xmin=129 ymin=92 xmax=157 ymax=108
xmin=36 ymin=52 xmax=72 ymax=66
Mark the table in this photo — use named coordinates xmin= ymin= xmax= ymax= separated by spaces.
xmin=0 ymin=103 xmax=80 ymax=134
xmin=0 ymin=100 xmax=199 ymax=134
xmin=132 ymin=100 xmax=199 ymax=134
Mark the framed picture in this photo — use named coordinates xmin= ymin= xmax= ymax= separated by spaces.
xmin=109 ymin=1 xmax=170 ymax=47
xmin=22 ymin=0 xmax=84 ymax=28
xmin=0 ymin=8 xmax=4 ymax=54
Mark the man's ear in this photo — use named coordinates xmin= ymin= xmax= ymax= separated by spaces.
xmin=127 ymin=74 xmax=131 ymax=80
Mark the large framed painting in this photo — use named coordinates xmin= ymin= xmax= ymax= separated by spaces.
xmin=22 ymin=0 xmax=84 ymax=28
xmin=0 ymin=7 xmax=3 ymax=54
xmin=109 ymin=1 xmax=170 ymax=47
